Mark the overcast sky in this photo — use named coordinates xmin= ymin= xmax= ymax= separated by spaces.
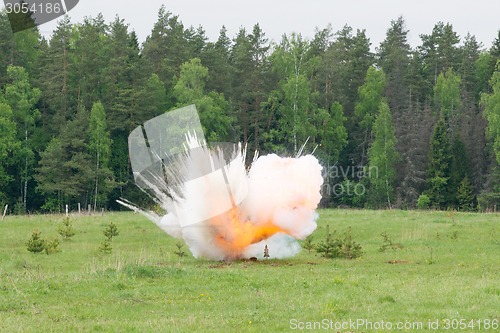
xmin=5 ymin=0 xmax=500 ymax=49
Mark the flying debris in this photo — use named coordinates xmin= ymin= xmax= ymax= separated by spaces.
xmin=118 ymin=105 xmax=323 ymax=261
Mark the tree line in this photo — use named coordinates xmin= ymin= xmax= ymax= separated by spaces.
xmin=0 ymin=7 xmax=499 ymax=213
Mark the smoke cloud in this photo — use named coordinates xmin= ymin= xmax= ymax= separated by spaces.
xmin=118 ymin=105 xmax=323 ymax=260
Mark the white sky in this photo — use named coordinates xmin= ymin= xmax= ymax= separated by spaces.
xmin=4 ymin=0 xmax=500 ymax=50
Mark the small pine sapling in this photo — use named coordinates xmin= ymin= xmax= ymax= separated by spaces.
xmin=339 ymin=227 xmax=363 ymax=259
xmin=27 ymin=230 xmax=46 ymax=253
xmin=302 ymin=235 xmax=315 ymax=253
xmin=99 ymin=222 xmax=119 ymax=254
xmin=173 ymin=242 xmax=186 ymax=258
xmin=99 ymin=238 xmax=112 ymax=254
xmin=58 ymin=217 xmax=76 ymax=240
xmin=379 ymin=231 xmax=403 ymax=252
xmin=103 ymin=222 xmax=119 ymax=240
xmin=44 ymin=238 xmax=61 ymax=254
xmin=316 ymin=225 xmax=341 ymax=258
xmin=316 ymin=226 xmax=363 ymax=259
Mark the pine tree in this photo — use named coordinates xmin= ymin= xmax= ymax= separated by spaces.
xmin=142 ymin=6 xmax=193 ymax=100
xmin=203 ymin=26 xmax=233 ymax=96
xmin=489 ymin=31 xmax=500 ymax=74
xmin=419 ymin=22 xmax=461 ymax=85
xmin=459 ymin=33 xmax=481 ymax=102
xmin=229 ymin=24 xmax=271 ymax=151
xmin=0 ymin=11 xmax=41 ymax=84
xmin=321 ymin=25 xmax=373 ymax=118
xmin=36 ymin=16 xmax=75 ymax=134
xmin=36 ymin=103 xmax=93 ymax=206
xmin=377 ymin=16 xmax=411 ymax=114
xmin=73 ymin=14 xmax=109 ymax=110
xmin=136 ymin=73 xmax=167 ymax=126
xmin=230 ymin=27 xmax=253 ymax=146
xmin=34 ymin=137 xmax=66 ymax=211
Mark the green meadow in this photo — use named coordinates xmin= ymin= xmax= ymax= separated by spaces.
xmin=0 ymin=210 xmax=498 ymax=332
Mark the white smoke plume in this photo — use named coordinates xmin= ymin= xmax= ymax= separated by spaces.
xmin=118 ymin=105 xmax=323 ymax=260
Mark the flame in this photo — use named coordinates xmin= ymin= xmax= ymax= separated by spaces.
xmin=210 ymin=207 xmax=286 ymax=258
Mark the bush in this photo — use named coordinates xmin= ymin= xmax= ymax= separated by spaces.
xmin=417 ymin=194 xmax=431 ymax=209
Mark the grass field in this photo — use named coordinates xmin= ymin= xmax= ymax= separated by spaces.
xmin=0 ymin=209 xmax=498 ymax=332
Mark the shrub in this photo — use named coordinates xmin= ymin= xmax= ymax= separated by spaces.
xmin=417 ymin=194 xmax=431 ymax=209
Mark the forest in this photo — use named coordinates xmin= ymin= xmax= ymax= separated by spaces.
xmin=0 ymin=6 xmax=500 ymax=213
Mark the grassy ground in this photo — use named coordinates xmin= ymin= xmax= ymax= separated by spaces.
xmin=0 ymin=209 xmax=498 ymax=332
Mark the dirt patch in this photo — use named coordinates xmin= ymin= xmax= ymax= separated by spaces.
xmin=385 ymin=260 xmax=409 ymax=264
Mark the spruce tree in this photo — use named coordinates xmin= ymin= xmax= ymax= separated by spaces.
xmin=425 ymin=117 xmax=452 ymax=209
xmin=456 ymin=177 xmax=475 ymax=211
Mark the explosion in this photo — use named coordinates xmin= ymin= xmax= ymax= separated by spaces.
xmin=118 ymin=105 xmax=323 ymax=260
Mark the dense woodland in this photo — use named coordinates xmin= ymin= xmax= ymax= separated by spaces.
xmin=1 ymin=6 xmax=500 ymax=213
